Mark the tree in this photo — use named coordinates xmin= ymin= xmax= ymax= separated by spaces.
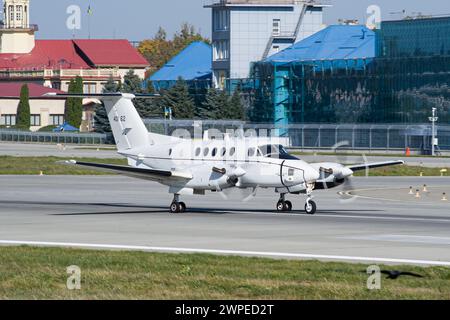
xmin=225 ymin=88 xmax=245 ymax=120
xmin=122 ymin=70 xmax=162 ymax=118
xmin=94 ymin=76 xmax=117 ymax=133
xmin=65 ymin=76 xmax=83 ymax=129
xmin=138 ymin=24 xmax=209 ymax=77
xmin=16 ymin=84 xmax=30 ymax=129
xmin=161 ymin=77 xmax=195 ymax=119
xmin=198 ymin=88 xmax=226 ymax=119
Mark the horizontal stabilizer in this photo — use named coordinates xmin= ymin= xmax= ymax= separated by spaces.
xmin=57 ymin=160 xmax=192 ymax=182
xmin=44 ymin=93 xmax=160 ymax=99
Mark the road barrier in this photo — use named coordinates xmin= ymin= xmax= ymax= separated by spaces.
xmin=0 ymin=129 xmax=110 ymax=145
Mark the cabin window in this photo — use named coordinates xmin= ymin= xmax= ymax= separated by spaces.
xmin=229 ymin=147 xmax=236 ymax=156
xmin=212 ymin=148 xmax=218 ymax=157
xmin=203 ymin=148 xmax=210 ymax=157
xmin=248 ymin=148 xmax=255 ymax=157
xmin=169 ymin=149 xmax=172 ymax=156
xmin=221 ymin=147 xmax=226 ymax=157
xmin=195 ymin=147 xmax=201 ymax=157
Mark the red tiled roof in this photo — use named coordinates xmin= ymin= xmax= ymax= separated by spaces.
xmin=0 ymin=40 xmax=90 ymax=70
xmin=73 ymin=39 xmax=149 ymax=67
xmin=0 ymin=82 xmax=65 ymax=98
xmin=0 ymin=39 xmax=149 ymax=70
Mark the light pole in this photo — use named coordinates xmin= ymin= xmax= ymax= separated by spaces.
xmin=428 ymin=107 xmax=438 ymax=156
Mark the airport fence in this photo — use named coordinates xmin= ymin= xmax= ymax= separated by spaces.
xmin=0 ymin=129 xmax=110 ymax=145
xmin=144 ymin=120 xmax=450 ymax=154
xmin=2 ymin=122 xmax=449 ymax=154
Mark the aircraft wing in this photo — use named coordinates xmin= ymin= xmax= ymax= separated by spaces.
xmin=348 ymin=160 xmax=405 ymax=172
xmin=58 ymin=160 xmax=192 ymax=182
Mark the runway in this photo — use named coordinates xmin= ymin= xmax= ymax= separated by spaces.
xmin=1 ymin=175 xmax=450 ymax=265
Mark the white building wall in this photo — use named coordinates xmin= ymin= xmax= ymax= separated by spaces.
xmin=0 ymin=98 xmax=66 ymax=131
xmin=211 ymin=2 xmax=326 ymax=87
xmin=229 ymin=6 xmax=303 ymax=79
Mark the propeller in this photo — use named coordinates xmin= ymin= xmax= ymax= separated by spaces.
xmin=211 ymin=166 xmax=255 ymax=202
xmin=215 ymin=184 xmax=258 ymax=202
xmin=331 ymin=142 xmax=369 ymax=202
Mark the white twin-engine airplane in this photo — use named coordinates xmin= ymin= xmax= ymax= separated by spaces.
xmin=47 ymin=93 xmax=404 ymax=215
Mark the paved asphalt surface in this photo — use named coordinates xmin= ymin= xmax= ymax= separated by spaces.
xmin=1 ymin=175 xmax=450 ymax=265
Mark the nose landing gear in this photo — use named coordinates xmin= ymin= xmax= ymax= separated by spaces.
xmin=170 ymin=194 xmax=186 ymax=213
xmin=304 ymin=183 xmax=317 ymax=215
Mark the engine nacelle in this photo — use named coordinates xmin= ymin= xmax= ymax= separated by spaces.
xmin=208 ymin=166 xmax=246 ymax=190
xmin=314 ymin=177 xmax=346 ymax=190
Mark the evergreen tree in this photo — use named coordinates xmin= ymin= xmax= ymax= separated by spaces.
xmin=16 ymin=84 xmax=31 ymax=130
xmin=162 ymin=77 xmax=194 ymax=119
xmin=93 ymin=76 xmax=118 ymax=133
xmin=65 ymin=76 xmax=83 ymax=129
xmin=122 ymin=70 xmax=162 ymax=118
xmin=122 ymin=69 xmax=143 ymax=93
xmin=198 ymin=88 xmax=227 ymax=120
xmin=223 ymin=88 xmax=245 ymax=120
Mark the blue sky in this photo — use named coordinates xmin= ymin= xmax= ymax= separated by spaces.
xmin=22 ymin=0 xmax=450 ymax=40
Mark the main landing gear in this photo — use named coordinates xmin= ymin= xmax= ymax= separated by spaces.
xmin=276 ymin=194 xmax=293 ymax=212
xmin=170 ymin=194 xmax=186 ymax=213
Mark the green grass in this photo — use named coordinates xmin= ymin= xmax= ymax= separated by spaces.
xmin=0 ymin=156 xmax=127 ymax=175
xmin=354 ymin=165 xmax=449 ymax=177
xmin=0 ymin=246 xmax=449 ymax=299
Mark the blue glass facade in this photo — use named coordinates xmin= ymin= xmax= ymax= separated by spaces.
xmin=244 ymin=18 xmax=450 ymax=125
xmin=376 ymin=17 xmax=450 ymax=58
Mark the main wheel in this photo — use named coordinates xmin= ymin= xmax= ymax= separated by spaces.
xmin=179 ymin=202 xmax=186 ymax=213
xmin=284 ymin=201 xmax=293 ymax=211
xmin=170 ymin=202 xmax=180 ymax=213
xmin=276 ymin=201 xmax=285 ymax=212
xmin=305 ymin=200 xmax=317 ymax=215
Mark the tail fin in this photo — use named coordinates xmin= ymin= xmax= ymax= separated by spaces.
xmin=44 ymin=93 xmax=172 ymax=151
xmin=101 ymin=93 xmax=149 ymax=150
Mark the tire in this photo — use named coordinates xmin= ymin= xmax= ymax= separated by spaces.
xmin=305 ymin=200 xmax=317 ymax=215
xmin=170 ymin=202 xmax=180 ymax=213
xmin=276 ymin=201 xmax=285 ymax=211
xmin=284 ymin=201 xmax=293 ymax=211
xmin=179 ymin=202 xmax=186 ymax=213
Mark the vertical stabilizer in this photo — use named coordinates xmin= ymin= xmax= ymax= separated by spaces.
xmin=102 ymin=94 xmax=149 ymax=151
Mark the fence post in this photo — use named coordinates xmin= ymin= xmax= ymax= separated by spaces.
xmin=387 ymin=126 xmax=390 ymax=151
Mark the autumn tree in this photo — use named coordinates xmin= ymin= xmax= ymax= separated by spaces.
xmin=138 ymin=24 xmax=209 ymax=77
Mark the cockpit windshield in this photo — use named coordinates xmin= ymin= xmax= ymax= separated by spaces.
xmin=258 ymin=145 xmax=299 ymax=160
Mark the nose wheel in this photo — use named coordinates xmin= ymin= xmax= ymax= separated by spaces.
xmin=305 ymin=199 xmax=316 ymax=215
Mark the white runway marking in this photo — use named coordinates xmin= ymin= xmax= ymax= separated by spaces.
xmin=344 ymin=234 xmax=450 ymax=245
xmin=1 ymin=240 xmax=450 ymax=266
xmin=256 ymin=212 xmax=450 ymax=223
